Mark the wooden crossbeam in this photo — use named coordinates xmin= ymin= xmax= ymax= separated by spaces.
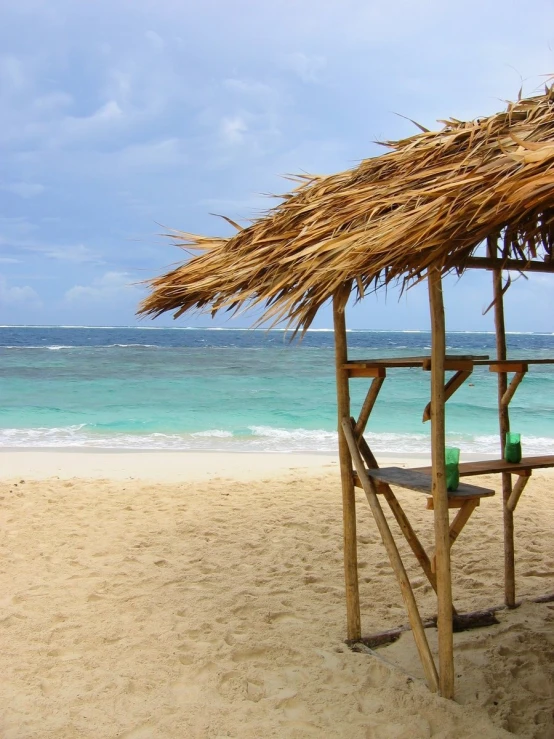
xmin=426 ymin=497 xmax=480 ymax=510
xmin=464 ymin=256 xmax=554 ymax=273
xmin=422 ymin=359 xmax=474 ymax=372
xmin=341 ymin=420 xmax=439 ymax=692
xmin=422 ymin=369 xmax=472 ymax=422
xmin=347 ymin=366 xmax=387 ymax=378
xmin=489 ymin=361 xmax=528 ymax=373
xmin=354 ymin=376 xmax=386 ymax=438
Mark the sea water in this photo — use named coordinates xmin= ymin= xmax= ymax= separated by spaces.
xmin=1 ymin=326 xmax=554 ymax=456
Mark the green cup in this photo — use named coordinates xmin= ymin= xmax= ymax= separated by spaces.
xmin=445 ymin=447 xmax=460 ymax=492
xmin=505 ymin=432 xmax=522 ymax=463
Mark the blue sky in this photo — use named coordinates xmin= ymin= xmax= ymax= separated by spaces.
xmin=1 ymin=0 xmax=553 ymax=331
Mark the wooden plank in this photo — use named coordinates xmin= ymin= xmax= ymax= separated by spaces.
xmin=428 ymin=265 xmax=455 ymax=699
xmin=506 ymin=474 xmax=531 ymax=512
xmin=415 ymin=454 xmax=554 ymax=477
xmin=422 ymin=359 xmax=474 ymax=372
xmin=464 ymin=256 xmax=554 ymax=273
xmin=341 ymin=420 xmax=439 ymax=693
xmin=473 ymin=358 xmax=554 ymax=366
xmin=489 ymin=362 xmax=528 ymax=373
xmin=333 ymin=291 xmax=361 ymax=641
xmin=354 ymin=377 xmax=385 ymax=438
xmin=365 ymin=467 xmax=495 ymax=497
xmin=344 ymin=354 xmax=488 ymax=370
xmin=422 ymin=370 xmax=472 ymax=422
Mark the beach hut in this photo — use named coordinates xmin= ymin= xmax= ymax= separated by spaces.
xmin=140 ymin=87 xmax=554 ymax=699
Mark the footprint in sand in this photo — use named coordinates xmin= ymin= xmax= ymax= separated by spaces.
xmin=230 ymin=647 xmax=268 ymax=663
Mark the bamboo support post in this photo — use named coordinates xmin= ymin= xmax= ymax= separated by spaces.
xmin=506 ymin=472 xmax=531 ymax=512
xmin=333 ymin=290 xmax=361 ymax=640
xmin=490 ymin=241 xmax=515 ymax=607
xmin=428 ymin=265 xmax=455 ymax=699
xmin=355 ymin=377 xmax=386 ymax=438
xmin=341 ymin=420 xmax=439 ymax=692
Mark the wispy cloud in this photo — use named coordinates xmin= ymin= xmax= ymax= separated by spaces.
xmin=64 ymin=271 xmax=141 ymax=304
xmin=0 ymin=276 xmax=42 ymax=307
xmin=1 ymin=0 xmax=553 ymax=327
xmin=281 ymin=52 xmax=326 ymax=83
xmin=2 ymin=181 xmax=45 ymax=198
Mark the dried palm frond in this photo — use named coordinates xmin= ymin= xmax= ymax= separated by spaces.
xmin=139 ymin=87 xmax=554 ymax=330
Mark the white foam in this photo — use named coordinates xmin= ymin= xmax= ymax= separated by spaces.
xmin=0 ymin=425 xmax=552 ymax=456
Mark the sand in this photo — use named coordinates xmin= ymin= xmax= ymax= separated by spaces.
xmin=1 ymin=452 xmax=553 ymax=738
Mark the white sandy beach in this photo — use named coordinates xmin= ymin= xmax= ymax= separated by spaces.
xmin=1 ymin=451 xmax=553 ymax=738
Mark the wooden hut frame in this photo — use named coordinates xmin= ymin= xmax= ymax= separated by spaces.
xmin=331 ymin=261 xmax=554 ymax=698
xmin=140 ymin=87 xmax=554 ymax=698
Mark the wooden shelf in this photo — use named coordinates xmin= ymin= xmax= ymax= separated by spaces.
xmin=344 ymin=354 xmax=488 ymax=369
xmin=356 ymin=466 xmax=495 ymax=498
xmin=414 ymin=455 xmax=554 ymax=477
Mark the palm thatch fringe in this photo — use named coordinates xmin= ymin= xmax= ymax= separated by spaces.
xmin=139 ymin=87 xmax=554 ymax=330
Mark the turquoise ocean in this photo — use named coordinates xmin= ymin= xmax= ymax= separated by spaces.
xmin=1 ymin=326 xmax=554 ymax=457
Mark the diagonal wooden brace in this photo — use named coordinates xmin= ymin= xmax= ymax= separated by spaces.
xmin=431 ymin=498 xmax=479 ymax=572
xmin=355 ymin=375 xmax=386 ymax=438
xmin=500 ymin=371 xmax=526 ymax=408
xmin=353 ymin=425 xmax=437 ymax=592
xmin=341 ymin=419 xmax=439 ymax=692
xmin=506 ymin=470 xmax=531 ymax=512
xmin=422 ymin=370 xmax=472 ymax=423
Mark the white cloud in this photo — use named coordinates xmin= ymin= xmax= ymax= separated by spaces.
xmin=281 ymin=52 xmax=326 ymax=83
xmin=220 ymin=116 xmax=248 ymax=146
xmin=0 ymin=276 xmax=41 ymax=306
xmin=117 ymin=137 xmax=186 ymax=170
xmin=39 ymin=244 xmax=103 ymax=264
xmin=3 ymin=181 xmax=45 ymax=198
xmin=64 ymin=271 xmax=141 ymax=304
xmin=0 ymin=54 xmax=27 ymax=92
xmin=145 ymin=30 xmax=165 ymax=51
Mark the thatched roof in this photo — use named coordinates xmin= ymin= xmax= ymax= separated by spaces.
xmin=140 ymin=87 xmax=554 ymax=329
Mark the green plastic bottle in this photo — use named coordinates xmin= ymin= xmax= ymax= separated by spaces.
xmin=445 ymin=447 xmax=460 ymax=492
xmin=505 ymin=432 xmax=522 ymax=463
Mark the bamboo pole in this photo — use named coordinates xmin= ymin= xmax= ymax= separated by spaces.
xmin=341 ymin=420 xmax=439 ymax=692
xmin=490 ymin=240 xmax=515 ymax=607
xmin=333 ymin=290 xmax=361 ymax=640
xmin=428 ymin=265 xmax=455 ymax=699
